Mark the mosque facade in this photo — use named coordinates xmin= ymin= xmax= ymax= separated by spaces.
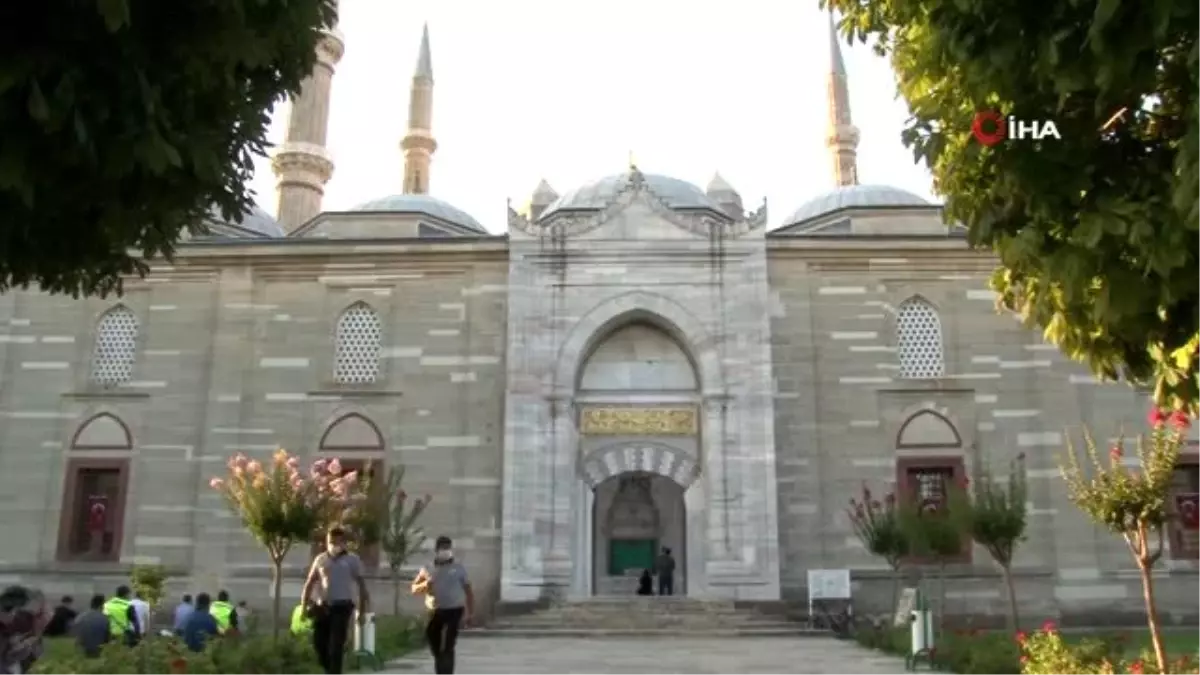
xmin=0 ymin=15 xmax=1195 ymax=623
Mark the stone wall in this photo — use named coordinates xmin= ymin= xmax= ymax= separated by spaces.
xmin=766 ymin=237 xmax=1199 ymax=623
xmin=0 ymin=240 xmax=511 ymax=615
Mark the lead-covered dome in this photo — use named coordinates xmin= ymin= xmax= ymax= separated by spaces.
xmin=204 ymin=204 xmax=284 ymax=238
xmin=783 ymin=184 xmax=931 ymax=227
xmin=351 ymin=194 xmax=485 ymax=233
xmin=539 ymin=172 xmax=724 ymax=220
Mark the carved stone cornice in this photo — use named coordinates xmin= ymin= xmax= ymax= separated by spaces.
xmin=508 ymin=168 xmax=768 ymax=239
xmin=271 ymin=142 xmax=335 ymax=188
xmin=317 ymin=28 xmax=346 ymax=69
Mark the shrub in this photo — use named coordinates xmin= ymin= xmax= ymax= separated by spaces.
xmin=1060 ymin=409 xmax=1192 ymax=673
xmin=31 ymin=633 xmax=320 ymax=674
xmin=962 ymin=455 xmax=1029 ymax=631
xmin=848 ymin=483 xmax=909 ymax=616
xmin=210 ymin=449 xmax=359 ymax=636
xmin=899 ymin=485 xmax=969 ymax=635
xmin=1020 ymin=622 xmax=1200 ymax=674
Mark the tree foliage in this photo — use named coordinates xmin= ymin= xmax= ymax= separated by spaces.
xmin=0 ymin=0 xmax=336 ymax=297
xmin=962 ymin=455 xmax=1029 ymax=630
xmin=825 ymin=0 xmax=1199 ymax=415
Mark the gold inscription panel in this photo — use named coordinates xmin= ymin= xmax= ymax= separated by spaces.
xmin=579 ymin=407 xmax=698 ymax=436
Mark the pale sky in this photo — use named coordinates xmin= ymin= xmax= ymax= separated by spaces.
xmin=249 ymin=0 xmax=936 ymax=233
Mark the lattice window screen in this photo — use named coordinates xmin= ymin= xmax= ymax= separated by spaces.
xmin=897 ymin=299 xmax=945 ymax=379
xmin=90 ymin=306 xmax=139 ymax=385
xmin=334 ymin=303 xmax=382 ymax=384
xmin=909 ymin=467 xmax=953 ymax=512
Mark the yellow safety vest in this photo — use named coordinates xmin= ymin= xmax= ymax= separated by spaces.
xmin=103 ymin=597 xmax=132 ymax=636
xmin=290 ymin=605 xmax=313 ymax=635
xmin=210 ymin=601 xmax=234 ymax=634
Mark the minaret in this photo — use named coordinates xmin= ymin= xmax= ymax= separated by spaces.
xmin=826 ymin=11 xmax=860 ymax=187
xmin=271 ymin=9 xmax=345 ymax=231
xmin=401 ymin=24 xmax=436 ymax=195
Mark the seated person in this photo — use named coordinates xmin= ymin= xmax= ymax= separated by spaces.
xmin=636 ymin=569 xmax=654 ymax=596
xmin=181 ymin=593 xmax=221 ymax=653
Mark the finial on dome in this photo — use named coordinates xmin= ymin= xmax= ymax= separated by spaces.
xmin=706 ymin=172 xmax=737 ymax=195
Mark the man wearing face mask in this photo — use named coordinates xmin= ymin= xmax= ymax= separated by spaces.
xmin=411 ymin=536 xmax=473 ymax=675
xmin=301 ymin=527 xmax=370 ymax=675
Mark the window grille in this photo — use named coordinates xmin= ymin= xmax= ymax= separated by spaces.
xmin=90 ymin=307 xmax=138 ymax=385
xmin=897 ymin=299 xmax=945 ymax=379
xmin=333 ymin=303 xmax=382 ymax=384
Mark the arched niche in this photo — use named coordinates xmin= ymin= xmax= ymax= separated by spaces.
xmin=895 ymin=409 xmax=962 ymax=449
xmin=579 ymin=322 xmax=698 ymax=392
xmin=318 ymin=413 xmax=385 ymax=451
xmin=71 ymin=412 xmax=133 ymax=450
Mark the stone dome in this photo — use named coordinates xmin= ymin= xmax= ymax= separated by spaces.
xmin=539 ymin=172 xmax=724 ymax=220
xmin=206 ymin=204 xmax=284 ymax=238
xmin=782 ymin=184 xmax=931 ymax=227
xmin=351 ymin=194 xmax=486 ymax=233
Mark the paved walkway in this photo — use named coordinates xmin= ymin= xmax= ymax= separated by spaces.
xmin=384 ymin=636 xmax=911 ymax=673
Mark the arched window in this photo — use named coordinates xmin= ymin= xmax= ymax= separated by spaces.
xmin=333 ymin=303 xmax=382 ymax=384
xmin=896 ymin=298 xmax=945 ymax=379
xmin=90 ymin=306 xmax=139 ymax=385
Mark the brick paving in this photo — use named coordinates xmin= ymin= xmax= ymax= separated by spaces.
xmin=384 ymin=635 xmax=911 ymax=674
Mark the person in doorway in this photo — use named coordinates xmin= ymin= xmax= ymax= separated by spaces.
xmin=209 ymin=591 xmax=239 ymax=635
xmin=636 ymin=569 xmax=654 ymax=596
xmin=655 ymin=547 xmax=676 ymax=596
xmin=42 ymin=596 xmax=76 ymax=638
xmin=103 ymin=586 xmax=139 ymax=646
xmin=301 ymin=526 xmax=370 ymax=675
xmin=172 ymin=595 xmax=194 ymax=636
xmin=72 ymin=595 xmax=110 ymax=658
xmin=129 ymin=592 xmax=150 ymax=637
xmin=180 ymin=593 xmax=220 ymax=653
xmin=411 ymin=535 xmax=474 ymax=675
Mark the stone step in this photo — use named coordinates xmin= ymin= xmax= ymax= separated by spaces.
xmin=488 ymin=620 xmax=801 ymax=632
xmin=463 ymin=627 xmax=827 ymax=639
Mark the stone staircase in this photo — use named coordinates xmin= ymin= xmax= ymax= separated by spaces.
xmin=472 ymin=597 xmax=822 ymax=638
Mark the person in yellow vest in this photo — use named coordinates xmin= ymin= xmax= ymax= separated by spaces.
xmin=103 ymin=585 xmax=140 ymax=646
xmin=290 ymin=603 xmax=314 ymax=636
xmin=209 ymin=590 xmax=240 ymax=635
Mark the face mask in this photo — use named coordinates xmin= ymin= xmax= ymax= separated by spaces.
xmin=435 ymin=549 xmax=453 ymax=562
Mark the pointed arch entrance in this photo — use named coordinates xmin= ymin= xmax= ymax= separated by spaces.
xmin=570 ymin=315 xmax=706 ymax=596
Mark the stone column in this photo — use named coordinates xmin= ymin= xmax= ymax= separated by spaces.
xmin=542 ymin=398 xmax=577 ymax=587
xmin=701 ymin=396 xmax=734 ymax=564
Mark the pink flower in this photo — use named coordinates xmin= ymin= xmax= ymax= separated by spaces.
xmin=1168 ymin=410 xmax=1192 ymax=430
xmin=1129 ymin=659 xmax=1144 ymax=674
xmin=209 ymin=478 xmax=224 ymax=489
xmin=227 ymin=453 xmax=248 ymax=470
xmin=1110 ymin=445 xmax=1123 ymax=461
xmin=286 ymin=456 xmax=300 ymax=469
xmin=1149 ymin=408 xmax=1167 ymax=427
xmin=273 ymin=449 xmax=289 ymax=465
xmin=247 ymin=460 xmax=263 ymax=474
xmin=1041 ymin=619 xmax=1057 ymax=634
xmin=233 ymin=466 xmax=244 ymax=478
xmin=342 ymin=471 xmax=358 ymax=485
xmin=1015 ymin=631 xmax=1027 ymax=644
xmin=328 ymin=459 xmax=342 ymax=475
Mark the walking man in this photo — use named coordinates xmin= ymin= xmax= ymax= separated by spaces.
xmin=411 ymin=536 xmax=474 ymax=675
xmin=655 ymin=547 xmax=676 ymax=596
xmin=301 ymin=526 xmax=370 ymax=675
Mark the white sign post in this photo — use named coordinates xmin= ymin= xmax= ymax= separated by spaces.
xmin=806 ymin=569 xmax=852 ymax=627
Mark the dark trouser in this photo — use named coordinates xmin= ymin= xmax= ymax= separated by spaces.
xmin=425 ymin=607 xmax=465 ymax=674
xmin=658 ymin=574 xmax=674 ymax=596
xmin=312 ymin=601 xmax=355 ymax=674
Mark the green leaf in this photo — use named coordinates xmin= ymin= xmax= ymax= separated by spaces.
xmin=95 ymin=0 xmax=131 ymax=32
xmin=26 ymin=79 xmax=49 ymax=123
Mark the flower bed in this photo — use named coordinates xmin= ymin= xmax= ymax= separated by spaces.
xmin=854 ymin=621 xmax=1199 ymax=674
xmin=31 ymin=615 xmax=423 ymax=674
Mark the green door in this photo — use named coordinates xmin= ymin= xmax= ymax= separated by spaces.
xmin=609 ymin=539 xmax=656 ymax=576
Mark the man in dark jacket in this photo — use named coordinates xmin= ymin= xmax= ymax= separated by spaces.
xmin=42 ymin=596 xmax=76 ymax=638
xmin=73 ymin=595 xmax=110 ymax=658
xmin=654 ymin=547 xmax=676 ymax=596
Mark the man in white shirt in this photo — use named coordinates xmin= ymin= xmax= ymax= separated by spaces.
xmin=130 ymin=593 xmax=150 ymax=636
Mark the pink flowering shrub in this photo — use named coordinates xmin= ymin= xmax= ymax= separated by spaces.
xmin=1019 ymin=621 xmax=1199 ymax=675
xmin=210 ymin=449 xmax=360 ymax=636
xmin=847 ymin=483 xmax=908 ymax=615
xmin=1059 ymin=409 xmax=1193 ymax=673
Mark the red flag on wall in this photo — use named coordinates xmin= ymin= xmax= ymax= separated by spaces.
xmin=87 ymin=496 xmax=108 ymax=533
